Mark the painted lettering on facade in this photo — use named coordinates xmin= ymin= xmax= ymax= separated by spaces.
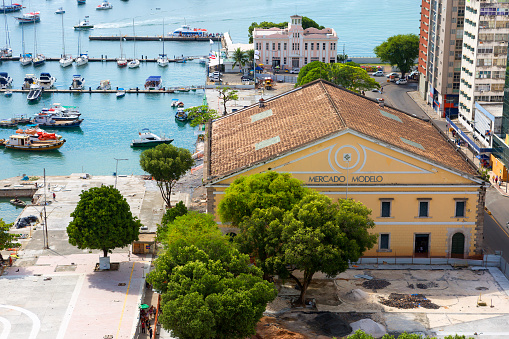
xmin=308 ymin=175 xmax=383 ymax=183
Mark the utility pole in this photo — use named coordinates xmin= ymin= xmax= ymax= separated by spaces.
xmin=114 ymin=158 xmax=128 ymax=189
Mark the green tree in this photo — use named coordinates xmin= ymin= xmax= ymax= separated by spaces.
xmin=218 ymin=171 xmax=310 ymax=226
xmin=0 ymin=218 xmax=19 ymax=252
xmin=217 ymin=87 xmax=239 ymax=116
xmin=337 ymin=53 xmax=348 ymax=63
xmin=67 ymin=186 xmax=141 ymax=257
xmin=296 ymin=61 xmax=325 ymax=86
xmin=231 ymin=47 xmax=248 ymax=71
xmin=245 ymin=49 xmax=255 ymax=63
xmin=248 ymin=17 xmax=324 ymax=43
xmin=184 ymin=105 xmax=220 ymax=127
xmin=374 ymin=34 xmax=419 ymax=77
xmin=158 ymin=201 xmax=188 ymax=239
xmin=139 ymin=144 xmax=194 ymax=208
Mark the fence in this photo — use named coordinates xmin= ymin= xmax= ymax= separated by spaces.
xmin=353 ymin=252 xmax=501 ymax=268
xmin=255 ymin=73 xmax=298 ymax=84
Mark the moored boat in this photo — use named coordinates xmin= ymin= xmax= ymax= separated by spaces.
xmin=55 ymin=7 xmax=65 ymax=14
xmin=96 ymin=79 xmax=111 ymax=90
xmin=22 ymin=74 xmax=37 ymax=89
xmin=171 ymin=99 xmax=184 ymax=108
xmin=4 ymin=133 xmax=65 ymax=151
xmin=0 ymin=3 xmax=22 ymax=13
xmin=130 ymin=128 xmax=173 ymax=147
xmin=10 ymin=198 xmax=26 ymax=207
xmin=38 ymin=72 xmax=55 ymax=89
xmin=16 ymin=12 xmax=40 ymax=24
xmin=0 ymin=118 xmax=17 ymax=127
xmin=0 ymin=72 xmax=13 ymax=89
xmin=116 ymin=88 xmax=126 ymax=98
xmin=144 ymin=76 xmax=162 ymax=90
xmin=71 ymin=75 xmax=85 ymax=90
xmin=175 ymin=108 xmax=188 ymax=122
xmin=77 ymin=0 xmax=86 ymax=4
xmin=4 ymin=90 xmax=12 ymax=97
xmin=96 ymin=1 xmax=112 ymax=10
xmin=32 ymin=113 xmax=83 ymax=127
xmin=27 ymin=84 xmax=42 ymax=102
xmin=32 ymin=53 xmax=45 ymax=66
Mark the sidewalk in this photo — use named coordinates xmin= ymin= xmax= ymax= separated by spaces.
xmin=406 ymin=91 xmax=443 ymax=121
xmin=489 ymin=171 xmax=509 ymax=198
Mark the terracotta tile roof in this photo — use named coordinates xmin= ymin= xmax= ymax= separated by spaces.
xmin=206 ymin=80 xmax=478 ymax=181
xmin=304 ymin=27 xmax=333 ymax=35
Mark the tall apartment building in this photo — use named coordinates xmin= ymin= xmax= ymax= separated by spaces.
xmin=253 ymin=15 xmax=338 ymax=70
xmin=458 ymin=0 xmax=509 ymax=132
xmin=418 ymin=0 xmax=465 ymax=117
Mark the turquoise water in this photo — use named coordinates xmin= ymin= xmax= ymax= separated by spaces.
xmin=0 ymin=0 xmax=420 ymax=182
xmin=0 ymin=197 xmax=30 ymax=223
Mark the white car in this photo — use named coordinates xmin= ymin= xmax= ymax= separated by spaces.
xmin=396 ymin=78 xmax=408 ymax=85
xmin=289 ymin=68 xmax=300 ymax=74
xmin=386 ymin=72 xmax=400 ymax=78
xmin=373 ymin=70 xmax=384 ymax=77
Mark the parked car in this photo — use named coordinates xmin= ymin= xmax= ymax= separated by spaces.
xmin=373 ymin=70 xmax=384 ymax=77
xmin=210 ymin=76 xmax=222 ymax=82
xmin=386 ymin=72 xmax=400 ymax=78
xmin=241 ymin=75 xmax=254 ymax=81
xmin=209 ymin=71 xmax=222 ymax=78
xmin=289 ymin=68 xmax=300 ymax=74
xmin=396 ymin=78 xmax=408 ymax=85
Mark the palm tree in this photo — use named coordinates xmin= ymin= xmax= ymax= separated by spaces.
xmin=245 ymin=49 xmax=255 ymax=63
xmin=232 ymin=48 xmax=248 ymax=71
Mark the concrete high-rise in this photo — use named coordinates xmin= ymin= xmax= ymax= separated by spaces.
xmin=418 ymin=0 xmax=465 ymax=117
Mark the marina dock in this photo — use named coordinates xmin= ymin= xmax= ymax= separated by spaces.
xmin=88 ymin=35 xmax=222 ymax=42
xmin=0 ymin=56 xmax=207 ymax=63
xmin=0 ymin=86 xmax=204 ymax=94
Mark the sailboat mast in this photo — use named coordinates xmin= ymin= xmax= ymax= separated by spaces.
xmin=21 ymin=20 xmax=24 ymax=56
xmin=132 ymin=18 xmax=135 ymax=59
xmin=61 ymin=14 xmax=65 ymax=56
xmin=162 ymin=19 xmax=164 ymax=55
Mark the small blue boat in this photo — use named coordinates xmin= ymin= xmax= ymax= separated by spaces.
xmin=175 ymin=108 xmax=187 ymax=122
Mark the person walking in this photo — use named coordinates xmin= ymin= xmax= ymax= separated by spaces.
xmin=53 ymin=192 xmax=56 ymax=200
xmin=148 ymin=327 xmax=153 ymax=338
xmin=141 ymin=321 xmax=146 ymax=333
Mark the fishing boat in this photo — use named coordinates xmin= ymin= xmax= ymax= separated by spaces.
xmin=15 ymin=12 xmax=40 ymax=24
xmin=55 ymin=7 xmax=65 ymax=14
xmin=10 ymin=198 xmax=26 ymax=207
xmin=175 ymin=108 xmax=188 ymax=122
xmin=0 ymin=72 xmax=13 ymax=89
xmin=74 ymin=16 xmax=93 ymax=30
xmin=170 ymin=24 xmax=208 ymax=37
xmin=96 ymin=1 xmax=112 ymax=10
xmin=144 ymin=76 xmax=162 ymax=90
xmin=27 ymin=84 xmax=42 ymax=102
xmin=157 ymin=19 xmax=168 ymax=67
xmin=4 ymin=134 xmax=66 ymax=151
xmin=32 ymin=113 xmax=83 ymax=127
xmin=96 ymin=79 xmax=111 ymax=90
xmin=0 ymin=118 xmax=17 ymax=127
xmin=128 ymin=19 xmax=140 ymax=68
xmin=116 ymin=32 xmax=127 ymax=67
xmin=22 ymin=74 xmax=37 ymax=89
xmin=12 ymin=115 xmax=31 ymax=124
xmin=4 ymin=90 xmax=12 ymax=97
xmin=19 ymin=24 xmax=31 ymax=65
xmin=0 ymin=3 xmax=22 ymax=13
xmin=130 ymin=129 xmax=173 ymax=147
xmin=1 ymin=2 xmax=12 ymax=58
xmin=59 ymin=14 xmax=73 ymax=67
xmin=116 ymin=88 xmax=126 ymax=98
xmin=38 ymin=72 xmax=56 ymax=89
xmin=77 ymin=0 xmax=86 ymax=4
xmin=71 ymin=75 xmax=85 ymax=90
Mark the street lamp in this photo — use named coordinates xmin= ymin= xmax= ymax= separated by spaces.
xmin=114 ymin=158 xmax=128 ymax=189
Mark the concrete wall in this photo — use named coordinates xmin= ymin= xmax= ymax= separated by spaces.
xmin=0 ymin=188 xmax=37 ymax=198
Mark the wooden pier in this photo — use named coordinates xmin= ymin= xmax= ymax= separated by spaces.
xmin=89 ymin=35 xmax=222 ymax=42
xmin=0 ymin=87 xmax=204 ymax=94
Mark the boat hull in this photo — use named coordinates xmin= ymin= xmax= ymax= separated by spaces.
xmin=36 ymin=120 xmax=83 ymax=128
xmin=130 ymin=139 xmax=173 ymax=147
xmin=5 ymin=140 xmax=65 ymax=151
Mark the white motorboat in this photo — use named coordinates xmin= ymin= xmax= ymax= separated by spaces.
xmin=96 ymin=1 xmax=112 ymax=10
xmin=96 ymin=79 xmax=111 ymax=90
xmin=38 ymin=72 xmax=56 ymax=89
xmin=0 ymin=72 xmax=13 ymax=89
xmin=145 ymin=76 xmax=162 ymax=90
xmin=4 ymin=90 xmax=12 ymax=97
xmin=74 ymin=17 xmax=93 ymax=30
xmin=55 ymin=7 xmax=65 ymax=14
xmin=116 ymin=88 xmax=126 ymax=98
xmin=32 ymin=113 xmax=83 ymax=128
xmin=170 ymin=24 xmax=208 ymax=37
xmin=71 ymin=75 xmax=85 ymax=90
xmin=27 ymin=84 xmax=42 ymax=102
xmin=130 ymin=129 xmax=173 ymax=147
xmin=22 ymin=74 xmax=37 ymax=89
xmin=59 ymin=13 xmax=73 ymax=67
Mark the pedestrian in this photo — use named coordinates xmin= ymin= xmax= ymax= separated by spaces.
xmin=141 ymin=321 xmax=145 ymax=333
xmin=495 ymin=176 xmax=498 ymax=185
xmin=8 ymin=256 xmax=12 ymax=267
xmin=53 ymin=192 xmax=56 ymax=200
xmin=148 ymin=327 xmax=153 ymax=338
xmin=380 ymin=86 xmax=384 ymax=94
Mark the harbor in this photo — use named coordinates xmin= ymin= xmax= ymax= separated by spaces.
xmin=0 ymin=86 xmax=205 ymax=94
xmin=88 ymin=35 xmax=222 ymax=41
xmin=0 ymin=55 xmax=209 ymax=62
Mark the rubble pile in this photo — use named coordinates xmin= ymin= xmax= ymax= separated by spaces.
xmin=379 ymin=293 xmax=440 ymax=309
xmin=362 ymin=279 xmax=391 ymax=290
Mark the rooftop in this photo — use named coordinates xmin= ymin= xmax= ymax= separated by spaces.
xmin=206 ymin=80 xmax=479 ymax=181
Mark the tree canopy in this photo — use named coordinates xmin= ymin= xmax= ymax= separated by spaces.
xmin=374 ymin=34 xmax=419 ymax=77
xmin=67 ymin=185 xmax=141 ymax=257
xmin=248 ymin=17 xmax=325 ymax=43
xmin=345 ymin=330 xmax=474 ymax=339
xmin=231 ymin=47 xmax=249 ymax=70
xmin=184 ymin=105 xmax=220 ymax=127
xmin=220 ymin=172 xmax=377 ymax=305
xmin=217 ymin=87 xmax=239 ymax=116
xmin=148 ymin=212 xmax=277 ymax=339
xmin=0 ymin=218 xmax=19 ymax=252
xmin=296 ymin=61 xmax=379 ymax=92
xmin=139 ymin=144 xmax=194 ymax=208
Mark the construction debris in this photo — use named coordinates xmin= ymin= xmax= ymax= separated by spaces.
xmin=362 ymin=279 xmax=391 ymax=290
xmin=379 ymin=293 xmax=440 ymax=309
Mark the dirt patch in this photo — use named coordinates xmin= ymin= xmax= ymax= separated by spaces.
xmin=252 ymin=317 xmax=308 ymax=339
xmin=306 ymin=280 xmax=341 ymax=306
xmin=307 ymin=312 xmax=352 ymax=337
xmin=362 ymin=279 xmax=391 ymax=290
xmin=379 ymin=293 xmax=440 ymax=309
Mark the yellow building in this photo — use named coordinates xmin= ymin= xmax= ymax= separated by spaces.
xmin=204 ymin=80 xmax=486 ymax=259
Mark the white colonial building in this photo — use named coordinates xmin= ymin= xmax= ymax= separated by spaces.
xmin=253 ymin=15 xmax=338 ymax=70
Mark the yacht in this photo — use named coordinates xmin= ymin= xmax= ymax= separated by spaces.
xmin=32 ymin=53 xmax=45 ymax=66
xmin=32 ymin=113 xmax=83 ymax=127
xmin=96 ymin=1 xmax=112 ymax=10
xmin=97 ymin=79 xmax=111 ymax=90
xmin=59 ymin=54 xmax=73 ymax=67
xmin=22 ymin=74 xmax=37 ymax=89
xmin=0 ymin=72 xmax=13 ymax=89
xmin=38 ymin=72 xmax=56 ymax=89
xmin=157 ymin=19 xmax=168 ymax=67
xmin=27 ymin=84 xmax=42 ymax=102
xmin=75 ymin=53 xmax=88 ymax=66
xmin=144 ymin=76 xmax=162 ymax=90
xmin=20 ymin=53 xmax=32 ymax=65
xmin=128 ymin=19 xmax=139 ymax=68
xmin=71 ymin=75 xmax=85 ymax=90
xmin=131 ymin=129 xmax=173 ymax=147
